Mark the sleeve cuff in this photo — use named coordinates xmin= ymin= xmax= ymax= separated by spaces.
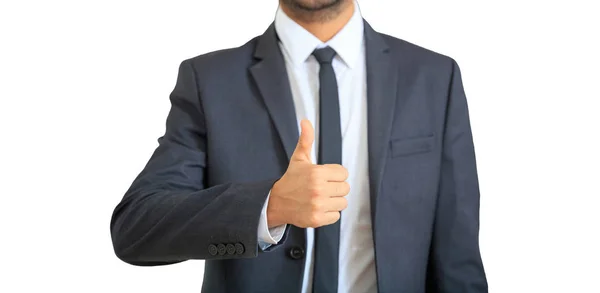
xmin=257 ymin=191 xmax=287 ymax=250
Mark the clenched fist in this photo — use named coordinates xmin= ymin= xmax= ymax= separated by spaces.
xmin=267 ymin=119 xmax=350 ymax=228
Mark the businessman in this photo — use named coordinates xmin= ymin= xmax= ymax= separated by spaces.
xmin=110 ymin=0 xmax=488 ymax=292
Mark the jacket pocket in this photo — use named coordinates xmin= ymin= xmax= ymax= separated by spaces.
xmin=390 ymin=135 xmax=435 ymax=158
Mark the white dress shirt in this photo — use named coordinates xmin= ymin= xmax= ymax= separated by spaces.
xmin=257 ymin=2 xmax=377 ymax=292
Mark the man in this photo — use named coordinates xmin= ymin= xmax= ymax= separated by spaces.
xmin=110 ymin=0 xmax=488 ymax=292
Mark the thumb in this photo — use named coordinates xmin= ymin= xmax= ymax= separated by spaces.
xmin=291 ymin=119 xmax=314 ymax=163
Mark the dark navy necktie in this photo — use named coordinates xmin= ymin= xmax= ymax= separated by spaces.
xmin=312 ymin=46 xmax=341 ymax=293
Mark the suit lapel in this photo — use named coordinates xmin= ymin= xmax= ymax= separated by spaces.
xmin=250 ymin=24 xmax=299 ymax=161
xmin=365 ymin=21 xmax=398 ymax=224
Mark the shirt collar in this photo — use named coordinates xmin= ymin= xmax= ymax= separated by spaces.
xmin=274 ymin=0 xmax=364 ymax=69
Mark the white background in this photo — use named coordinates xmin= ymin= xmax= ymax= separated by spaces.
xmin=1 ymin=0 xmax=599 ymax=292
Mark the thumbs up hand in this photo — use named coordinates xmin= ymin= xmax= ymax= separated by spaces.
xmin=267 ymin=119 xmax=350 ymax=228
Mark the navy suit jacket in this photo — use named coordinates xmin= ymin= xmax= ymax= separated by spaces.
xmin=110 ymin=21 xmax=488 ymax=293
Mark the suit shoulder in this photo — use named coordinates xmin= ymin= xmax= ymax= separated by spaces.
xmin=381 ymin=33 xmax=456 ymax=69
xmin=179 ymin=36 xmax=261 ymax=78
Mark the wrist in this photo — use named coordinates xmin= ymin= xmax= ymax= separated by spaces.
xmin=267 ymin=185 xmax=286 ymax=228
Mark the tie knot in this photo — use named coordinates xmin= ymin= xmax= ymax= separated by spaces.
xmin=312 ymin=47 xmax=337 ymax=64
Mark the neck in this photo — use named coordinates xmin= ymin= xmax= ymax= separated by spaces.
xmin=280 ymin=1 xmax=355 ymax=42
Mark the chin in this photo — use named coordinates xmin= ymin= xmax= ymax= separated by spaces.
xmin=284 ymin=0 xmax=344 ymax=11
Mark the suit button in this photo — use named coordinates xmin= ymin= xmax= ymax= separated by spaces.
xmin=226 ymin=244 xmax=236 ymax=255
xmin=217 ymin=244 xmax=226 ymax=255
xmin=208 ymin=244 xmax=218 ymax=256
xmin=288 ymin=247 xmax=304 ymax=260
xmin=235 ymin=243 xmax=245 ymax=255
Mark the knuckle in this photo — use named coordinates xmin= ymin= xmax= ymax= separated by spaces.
xmin=309 ymin=184 xmax=323 ymax=197
xmin=310 ymin=199 xmax=323 ymax=212
xmin=309 ymin=214 xmax=321 ymax=227
xmin=298 ymin=220 xmax=310 ymax=229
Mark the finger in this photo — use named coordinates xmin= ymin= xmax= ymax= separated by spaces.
xmin=324 ymin=181 xmax=351 ymax=197
xmin=318 ymin=164 xmax=349 ymax=182
xmin=325 ymin=197 xmax=348 ymax=212
xmin=321 ymin=212 xmax=341 ymax=226
xmin=291 ymin=119 xmax=314 ymax=162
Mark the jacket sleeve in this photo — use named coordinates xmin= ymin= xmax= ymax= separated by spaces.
xmin=110 ymin=59 xmax=283 ymax=266
xmin=426 ymin=60 xmax=488 ymax=292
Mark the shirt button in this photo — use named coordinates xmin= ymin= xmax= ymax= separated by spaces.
xmin=226 ymin=244 xmax=236 ymax=255
xmin=217 ymin=244 xmax=226 ymax=255
xmin=288 ymin=247 xmax=305 ymax=260
xmin=208 ymin=244 xmax=218 ymax=256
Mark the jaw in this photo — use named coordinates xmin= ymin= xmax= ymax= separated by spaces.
xmin=282 ymin=0 xmax=344 ymax=12
xmin=280 ymin=0 xmax=350 ymax=23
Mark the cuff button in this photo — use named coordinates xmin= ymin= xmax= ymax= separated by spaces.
xmin=208 ymin=244 xmax=218 ymax=256
xmin=235 ymin=243 xmax=245 ymax=255
xmin=226 ymin=244 xmax=236 ymax=255
xmin=217 ymin=244 xmax=226 ymax=255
